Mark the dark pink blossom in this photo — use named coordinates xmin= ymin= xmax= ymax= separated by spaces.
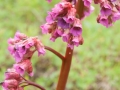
xmin=14 ymin=59 xmax=33 ymax=76
xmin=41 ymin=1 xmax=84 ymax=49
xmin=8 ymin=32 xmax=45 ymax=62
xmin=70 ymin=19 xmax=82 ymax=36
xmin=83 ymin=0 xmax=92 ymax=7
xmin=68 ymin=35 xmax=84 ymax=49
xmin=57 ymin=18 xmax=70 ymax=29
xmin=97 ymin=15 xmax=112 ymax=27
xmin=100 ymin=3 xmax=112 ymax=16
xmin=41 ymin=22 xmax=57 ymax=34
xmin=82 ymin=0 xmax=94 ymax=19
xmin=83 ymin=5 xmax=94 ymax=17
xmin=112 ymin=12 xmax=120 ymax=21
xmin=63 ymin=8 xmax=76 ymax=23
xmin=50 ymin=29 xmax=64 ymax=42
xmin=2 ymin=79 xmax=18 ymax=90
xmin=5 ymin=68 xmax=21 ymax=81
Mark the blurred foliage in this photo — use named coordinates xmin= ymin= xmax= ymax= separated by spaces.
xmin=0 ymin=0 xmax=120 ymax=90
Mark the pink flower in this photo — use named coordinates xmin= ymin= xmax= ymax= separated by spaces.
xmin=83 ymin=0 xmax=92 ymax=7
xmin=8 ymin=32 xmax=46 ymax=62
xmin=83 ymin=5 xmax=94 ymax=17
xmin=41 ymin=1 xmax=84 ymax=49
xmin=57 ymin=18 xmax=70 ymax=29
xmin=70 ymin=19 xmax=82 ymax=36
xmin=63 ymin=8 xmax=76 ymax=24
xmin=14 ymin=59 xmax=33 ymax=76
xmin=112 ymin=12 xmax=120 ymax=22
xmin=97 ymin=15 xmax=112 ymax=27
xmin=14 ymin=32 xmax=27 ymax=41
xmin=50 ymin=29 xmax=64 ymax=42
xmin=5 ymin=68 xmax=22 ymax=81
xmin=100 ymin=3 xmax=112 ymax=16
xmin=2 ymin=79 xmax=18 ymax=90
xmin=41 ymin=22 xmax=57 ymax=34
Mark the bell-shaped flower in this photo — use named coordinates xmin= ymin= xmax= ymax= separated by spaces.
xmin=100 ymin=3 xmax=112 ymax=16
xmin=5 ymin=68 xmax=21 ymax=81
xmin=70 ymin=19 xmax=82 ymax=36
xmin=14 ymin=59 xmax=33 ymax=76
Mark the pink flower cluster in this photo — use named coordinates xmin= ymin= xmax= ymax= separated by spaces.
xmin=8 ymin=32 xmax=45 ymax=63
xmin=95 ymin=0 xmax=120 ymax=27
xmin=1 ymin=68 xmax=23 ymax=90
xmin=41 ymin=1 xmax=83 ymax=49
xmin=1 ymin=32 xmax=45 ymax=90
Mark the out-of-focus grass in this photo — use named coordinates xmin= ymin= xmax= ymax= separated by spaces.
xmin=0 ymin=0 xmax=120 ymax=90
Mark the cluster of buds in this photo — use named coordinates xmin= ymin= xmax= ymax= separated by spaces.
xmin=95 ymin=0 xmax=120 ymax=27
xmin=1 ymin=68 xmax=23 ymax=90
xmin=1 ymin=32 xmax=46 ymax=90
xmin=41 ymin=1 xmax=84 ymax=49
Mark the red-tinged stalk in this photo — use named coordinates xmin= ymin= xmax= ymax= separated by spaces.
xmin=20 ymin=77 xmax=45 ymax=90
xmin=56 ymin=47 xmax=73 ymax=90
xmin=45 ymin=46 xmax=65 ymax=61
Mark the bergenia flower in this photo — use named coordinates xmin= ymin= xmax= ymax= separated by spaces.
xmin=14 ymin=59 xmax=33 ymax=76
xmin=100 ymin=3 xmax=112 ymax=16
xmin=70 ymin=19 xmax=82 ymax=36
xmin=2 ymin=79 xmax=18 ymax=90
xmin=111 ymin=12 xmax=120 ymax=22
xmin=97 ymin=15 xmax=112 ymax=27
xmin=5 ymin=68 xmax=21 ymax=81
xmin=94 ymin=0 xmax=120 ymax=27
xmin=8 ymin=32 xmax=45 ymax=62
xmin=41 ymin=1 xmax=84 ymax=49
xmin=83 ymin=0 xmax=92 ymax=7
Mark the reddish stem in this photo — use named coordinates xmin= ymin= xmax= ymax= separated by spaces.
xmin=75 ymin=0 xmax=84 ymax=19
xmin=56 ymin=47 xmax=73 ymax=90
xmin=27 ymin=81 xmax=45 ymax=90
xmin=45 ymin=46 xmax=65 ymax=61
xmin=20 ymin=80 xmax=45 ymax=90
xmin=20 ymin=77 xmax=45 ymax=90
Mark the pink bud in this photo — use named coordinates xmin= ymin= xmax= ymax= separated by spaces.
xmin=2 ymin=79 xmax=18 ymax=90
xmin=14 ymin=59 xmax=33 ymax=76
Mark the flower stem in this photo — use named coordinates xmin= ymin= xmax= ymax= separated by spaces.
xmin=45 ymin=46 xmax=65 ymax=61
xmin=20 ymin=77 xmax=45 ymax=90
xmin=75 ymin=0 xmax=84 ymax=19
xmin=56 ymin=47 xmax=73 ymax=90
xmin=27 ymin=81 xmax=45 ymax=90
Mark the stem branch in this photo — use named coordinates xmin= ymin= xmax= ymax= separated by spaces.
xmin=45 ymin=46 xmax=65 ymax=61
xmin=27 ymin=81 xmax=45 ymax=90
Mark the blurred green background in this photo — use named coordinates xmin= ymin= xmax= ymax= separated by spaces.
xmin=0 ymin=0 xmax=120 ymax=90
